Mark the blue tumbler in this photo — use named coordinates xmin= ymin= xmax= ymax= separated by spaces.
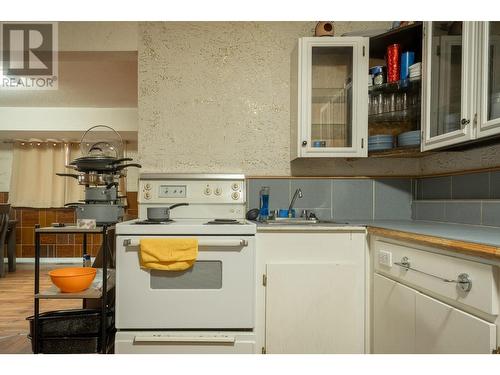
xmin=400 ymin=51 xmax=415 ymax=80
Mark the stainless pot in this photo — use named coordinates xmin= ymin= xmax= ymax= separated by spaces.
xmin=66 ymin=203 xmax=125 ymax=225
xmin=147 ymin=203 xmax=189 ymax=222
xmin=85 ymin=186 xmax=118 ymax=202
xmin=57 ymin=172 xmax=120 ymax=186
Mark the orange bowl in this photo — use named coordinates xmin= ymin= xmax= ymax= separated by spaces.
xmin=48 ymin=267 xmax=97 ymax=293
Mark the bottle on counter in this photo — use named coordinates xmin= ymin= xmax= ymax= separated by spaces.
xmin=259 ymin=186 xmax=270 ymax=221
xmin=83 ymin=254 xmax=91 ymax=267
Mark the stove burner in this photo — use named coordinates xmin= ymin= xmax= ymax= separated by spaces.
xmin=134 ymin=219 xmax=174 ymax=225
xmin=205 ymin=219 xmax=243 ymax=225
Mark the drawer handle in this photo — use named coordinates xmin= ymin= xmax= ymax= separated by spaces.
xmin=395 ymin=256 xmax=472 ymax=292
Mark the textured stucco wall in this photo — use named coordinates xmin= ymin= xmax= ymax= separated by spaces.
xmin=419 ymin=143 xmax=500 ymax=175
xmin=138 ymin=21 xmax=423 ymax=176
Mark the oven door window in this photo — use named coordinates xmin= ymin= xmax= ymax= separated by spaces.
xmin=150 ymin=261 xmax=222 ymax=289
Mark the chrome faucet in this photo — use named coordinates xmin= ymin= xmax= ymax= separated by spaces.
xmin=288 ymin=188 xmax=303 ymax=217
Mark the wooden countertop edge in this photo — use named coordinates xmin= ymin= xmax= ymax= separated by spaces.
xmin=367 ymin=226 xmax=500 ymax=260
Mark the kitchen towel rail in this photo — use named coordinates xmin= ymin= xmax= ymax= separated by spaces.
xmin=122 ymin=238 xmax=248 ymax=248
xmin=394 ymin=256 xmax=473 ymax=292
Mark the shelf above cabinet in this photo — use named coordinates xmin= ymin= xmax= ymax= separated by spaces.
xmin=369 ymin=105 xmax=421 ymax=123
xmin=368 ymin=146 xmax=433 ymax=158
xmin=369 ymin=77 xmax=421 ymax=95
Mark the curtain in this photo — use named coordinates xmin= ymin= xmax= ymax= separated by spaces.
xmin=9 ymin=142 xmax=84 ymax=208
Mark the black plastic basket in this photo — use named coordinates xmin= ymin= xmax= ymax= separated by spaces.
xmin=27 ymin=309 xmax=114 ymax=354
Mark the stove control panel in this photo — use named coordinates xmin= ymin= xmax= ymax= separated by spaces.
xmin=138 ymin=176 xmax=246 ymax=205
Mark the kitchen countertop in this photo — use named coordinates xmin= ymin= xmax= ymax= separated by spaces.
xmin=256 ymin=219 xmax=500 ymax=260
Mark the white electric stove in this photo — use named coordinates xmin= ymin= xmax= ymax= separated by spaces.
xmin=114 ymin=174 xmax=257 ymax=354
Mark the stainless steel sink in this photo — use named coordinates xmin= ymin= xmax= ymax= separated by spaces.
xmin=264 ymin=218 xmax=320 ymax=225
xmin=262 ymin=218 xmax=349 ymax=226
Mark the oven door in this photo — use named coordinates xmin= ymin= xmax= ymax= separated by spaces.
xmin=116 ymin=235 xmax=255 ymax=329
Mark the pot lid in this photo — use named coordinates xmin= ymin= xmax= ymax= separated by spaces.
xmin=80 ymin=125 xmax=124 ymax=159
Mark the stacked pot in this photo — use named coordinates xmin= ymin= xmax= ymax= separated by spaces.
xmin=57 ymin=125 xmax=141 ymax=225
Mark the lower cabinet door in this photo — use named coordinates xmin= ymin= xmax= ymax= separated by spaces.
xmin=373 ymin=274 xmax=416 ymax=354
xmin=265 ymin=263 xmax=364 ymax=353
xmin=415 ymin=292 xmax=497 ymax=354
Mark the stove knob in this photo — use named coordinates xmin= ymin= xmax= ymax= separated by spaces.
xmin=144 ymin=192 xmax=152 ymax=200
xmin=144 ymin=183 xmax=152 ymax=191
xmin=214 ymin=187 xmax=222 ymax=196
xmin=204 ymin=187 xmax=212 ymax=196
xmin=231 ymin=192 xmax=240 ymax=200
xmin=231 ymin=183 xmax=240 ymax=191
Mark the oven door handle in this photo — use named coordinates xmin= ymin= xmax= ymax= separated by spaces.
xmin=134 ymin=335 xmax=236 ymax=344
xmin=122 ymin=238 xmax=248 ymax=248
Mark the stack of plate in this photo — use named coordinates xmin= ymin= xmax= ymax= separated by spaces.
xmin=397 ymin=130 xmax=421 ymax=146
xmin=409 ymin=62 xmax=421 ymax=79
xmin=368 ymin=135 xmax=394 ymax=151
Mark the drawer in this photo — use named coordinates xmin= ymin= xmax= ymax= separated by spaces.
xmin=373 ymin=239 xmax=499 ymax=316
xmin=115 ymin=331 xmax=256 ymax=354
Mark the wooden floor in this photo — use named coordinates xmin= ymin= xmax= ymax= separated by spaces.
xmin=0 ymin=263 xmax=80 ymax=354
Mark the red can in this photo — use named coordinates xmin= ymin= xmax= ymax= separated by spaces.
xmin=386 ymin=44 xmax=401 ymax=83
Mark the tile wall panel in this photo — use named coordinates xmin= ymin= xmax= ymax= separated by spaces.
xmin=1 ymin=191 xmax=137 ymax=257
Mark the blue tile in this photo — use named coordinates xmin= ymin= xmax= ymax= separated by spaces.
xmin=332 ymin=179 xmax=373 ymax=220
xmin=482 ymin=202 xmax=500 ymax=227
xmin=420 ymin=176 xmax=451 ymax=200
xmin=445 ymin=202 xmax=482 ymax=225
xmin=290 ymin=179 xmax=332 ymax=209
xmin=414 ymin=179 xmax=424 ymax=200
xmin=247 ymin=179 xmax=290 ymax=211
xmin=490 ymin=172 xmax=500 ymax=199
xmin=451 ymin=172 xmax=489 ymax=199
xmin=374 ymin=179 xmax=412 ymax=220
xmin=413 ymin=201 xmax=446 ymax=221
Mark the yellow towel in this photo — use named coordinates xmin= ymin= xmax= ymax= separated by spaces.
xmin=139 ymin=238 xmax=198 ymax=271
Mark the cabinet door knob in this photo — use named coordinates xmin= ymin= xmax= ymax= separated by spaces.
xmin=302 ymin=141 xmax=307 ymax=147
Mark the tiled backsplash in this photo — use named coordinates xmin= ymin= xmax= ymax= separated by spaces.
xmin=412 ymin=171 xmax=500 ymax=226
xmin=247 ymin=178 xmax=413 ymax=221
xmin=1 ymin=191 xmax=138 ymax=258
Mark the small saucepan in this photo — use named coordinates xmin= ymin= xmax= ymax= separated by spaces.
xmin=147 ymin=203 xmax=189 ymax=222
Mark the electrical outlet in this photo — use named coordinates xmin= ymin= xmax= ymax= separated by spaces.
xmin=378 ymin=250 xmax=392 ymax=267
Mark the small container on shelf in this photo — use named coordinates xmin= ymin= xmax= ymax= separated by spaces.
xmin=370 ymin=66 xmax=385 ymax=86
xmin=386 ymin=44 xmax=401 ymax=83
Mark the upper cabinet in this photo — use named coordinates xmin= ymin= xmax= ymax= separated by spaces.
xmin=422 ymin=21 xmax=500 ymax=151
xmin=421 ymin=22 xmax=476 ymax=151
xmin=290 ymin=37 xmax=368 ymax=159
xmin=477 ymin=21 xmax=500 ymax=138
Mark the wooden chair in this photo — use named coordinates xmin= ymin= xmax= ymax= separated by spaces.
xmin=0 ymin=206 xmax=9 ymax=277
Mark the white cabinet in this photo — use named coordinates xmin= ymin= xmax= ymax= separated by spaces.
xmin=415 ymin=292 xmax=496 ymax=354
xmin=421 ymin=21 xmax=476 ymax=151
xmin=373 ymin=274 xmax=416 ymax=353
xmin=477 ymin=21 xmax=500 ymax=138
xmin=422 ymin=21 xmax=500 ymax=150
xmin=291 ymin=37 xmax=369 ymax=159
xmin=371 ymin=236 xmax=499 ymax=354
xmin=256 ymin=230 xmax=366 ymax=353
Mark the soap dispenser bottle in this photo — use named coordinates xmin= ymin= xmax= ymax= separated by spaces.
xmin=259 ymin=186 xmax=270 ymax=221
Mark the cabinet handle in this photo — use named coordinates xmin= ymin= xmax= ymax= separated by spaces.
xmin=302 ymin=140 xmax=307 ymax=147
xmin=394 ymin=256 xmax=472 ymax=292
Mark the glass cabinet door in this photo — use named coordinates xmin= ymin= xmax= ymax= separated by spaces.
xmin=422 ymin=22 xmax=475 ymax=151
xmin=478 ymin=21 xmax=500 ymax=137
xmin=300 ymin=38 xmax=368 ymax=157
